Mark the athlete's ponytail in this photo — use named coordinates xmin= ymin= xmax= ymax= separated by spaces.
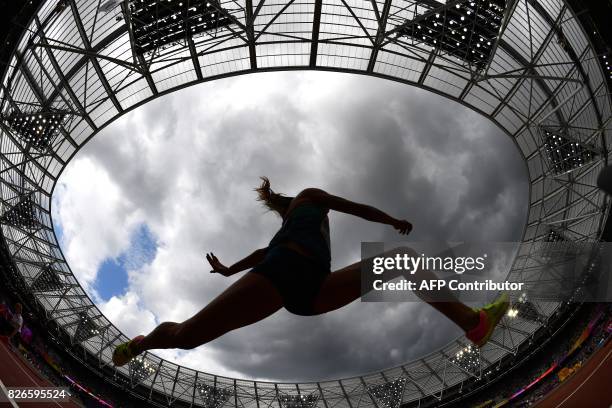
xmin=255 ymin=176 xmax=293 ymax=217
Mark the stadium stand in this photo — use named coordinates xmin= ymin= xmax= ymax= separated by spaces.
xmin=441 ymin=303 xmax=611 ymax=408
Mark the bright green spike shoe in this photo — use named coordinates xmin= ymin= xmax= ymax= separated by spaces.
xmin=112 ymin=335 xmax=144 ymax=367
xmin=466 ymin=293 xmax=510 ymax=348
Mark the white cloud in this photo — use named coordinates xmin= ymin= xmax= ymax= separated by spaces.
xmin=52 ymin=157 xmax=145 ymax=297
xmin=99 ymin=291 xmax=157 ymax=337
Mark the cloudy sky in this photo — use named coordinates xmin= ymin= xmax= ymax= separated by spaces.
xmin=51 ymin=71 xmax=529 ymax=382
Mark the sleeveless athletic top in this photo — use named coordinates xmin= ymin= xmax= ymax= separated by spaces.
xmin=268 ymin=203 xmax=331 ymax=269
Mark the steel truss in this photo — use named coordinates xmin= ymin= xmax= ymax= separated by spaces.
xmin=0 ymin=0 xmax=610 ymax=406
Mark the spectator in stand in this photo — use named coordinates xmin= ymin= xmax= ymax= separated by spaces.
xmin=8 ymin=302 xmax=24 ymax=345
xmin=0 ymin=301 xmax=12 ymax=335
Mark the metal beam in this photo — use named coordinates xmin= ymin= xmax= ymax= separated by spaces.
xmin=526 ymin=0 xmax=605 ymax=142
xmin=187 ymin=35 xmax=203 ymax=80
xmin=254 ymin=0 xmax=296 ymax=42
xmin=488 ymin=338 xmax=516 ymax=354
xmin=12 ymin=50 xmax=79 ymax=154
xmin=0 ymin=120 xmax=60 ymax=185
xmin=490 ymin=7 xmax=567 ymax=122
xmin=418 ymin=48 xmax=437 ymax=85
xmin=366 ymin=0 xmax=392 ymax=72
xmin=421 ymin=359 xmax=445 ymax=396
xmin=440 ymin=349 xmax=480 ymax=380
xmin=246 ymin=0 xmax=258 ymax=69
xmin=400 ymin=367 xmax=427 ymax=397
xmin=337 ymin=381 xmax=354 ymax=408
xmin=170 ymin=366 xmax=181 ymax=403
xmin=309 ymin=0 xmax=323 ymax=67
xmin=514 ymin=49 xmax=589 ymax=139
xmin=136 ymin=54 xmax=159 ymax=96
xmin=68 ymin=0 xmax=124 ymax=113
xmin=494 ymin=39 xmax=565 ymax=125
xmin=44 ymin=25 xmax=127 ymax=105
xmin=459 ymin=0 xmax=521 ymax=99
xmin=118 ymin=1 xmax=159 ymax=96
xmin=34 ymin=18 xmax=97 ymax=134
xmin=360 ymin=377 xmax=380 ymax=408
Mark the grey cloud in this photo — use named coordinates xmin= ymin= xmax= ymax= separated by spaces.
xmin=60 ymin=71 xmax=528 ymax=381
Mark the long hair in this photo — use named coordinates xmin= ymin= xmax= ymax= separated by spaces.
xmin=254 ymin=177 xmax=294 ymax=217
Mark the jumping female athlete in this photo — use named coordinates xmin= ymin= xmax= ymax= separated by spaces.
xmin=113 ymin=177 xmax=509 ymax=366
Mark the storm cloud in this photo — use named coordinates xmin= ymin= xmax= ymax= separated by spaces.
xmin=52 ymin=70 xmax=528 ymax=381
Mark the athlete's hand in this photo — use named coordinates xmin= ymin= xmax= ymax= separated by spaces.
xmin=392 ymin=219 xmax=413 ymax=235
xmin=206 ymin=252 xmax=233 ymax=276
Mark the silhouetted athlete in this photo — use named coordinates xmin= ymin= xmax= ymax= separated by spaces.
xmin=113 ymin=177 xmax=509 ymax=366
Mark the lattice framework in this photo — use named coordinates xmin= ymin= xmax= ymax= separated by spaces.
xmin=0 ymin=0 xmax=610 ymax=406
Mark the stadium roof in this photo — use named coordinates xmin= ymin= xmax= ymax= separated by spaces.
xmin=0 ymin=0 xmax=610 ymax=406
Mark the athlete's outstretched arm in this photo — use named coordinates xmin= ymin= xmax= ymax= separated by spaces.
xmin=207 ymin=247 xmax=268 ymax=276
xmin=299 ymin=188 xmax=412 ymax=234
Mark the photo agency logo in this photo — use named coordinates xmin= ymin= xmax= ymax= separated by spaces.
xmin=371 ymin=251 xmax=488 ymax=275
xmin=360 ymin=241 xmax=612 ymax=303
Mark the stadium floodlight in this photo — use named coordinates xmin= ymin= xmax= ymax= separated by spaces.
xmin=506 ymin=308 xmax=518 ymax=318
xmin=539 ymin=127 xmax=597 ymax=176
xmin=514 ymin=301 xmax=545 ymax=323
xmin=4 ymin=110 xmax=67 ymax=152
xmin=394 ymin=0 xmax=506 ymax=71
xmin=30 ymin=264 xmax=65 ymax=292
xmin=545 ymin=229 xmax=565 ymax=243
xmin=450 ymin=344 xmax=481 ymax=377
xmin=128 ymin=355 xmax=156 ymax=383
xmin=0 ymin=193 xmax=40 ymax=230
xmin=278 ymin=393 xmax=319 ymax=408
xmin=540 ymin=227 xmax=577 ymax=261
xmin=73 ymin=312 xmax=100 ymax=344
xmin=197 ymin=383 xmax=233 ymax=408
xmin=126 ymin=0 xmax=234 ymax=55
xmin=367 ymin=378 xmax=407 ymax=408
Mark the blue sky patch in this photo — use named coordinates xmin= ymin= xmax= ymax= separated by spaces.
xmin=54 ymin=223 xmax=64 ymax=246
xmin=96 ymin=258 xmax=128 ymax=300
xmin=94 ymin=224 xmax=157 ymax=300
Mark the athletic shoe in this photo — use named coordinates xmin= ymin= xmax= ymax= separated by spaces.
xmin=112 ymin=335 xmax=144 ymax=366
xmin=466 ymin=293 xmax=510 ymax=348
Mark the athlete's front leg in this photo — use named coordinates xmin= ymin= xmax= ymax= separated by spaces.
xmin=311 ymin=246 xmax=480 ymax=332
